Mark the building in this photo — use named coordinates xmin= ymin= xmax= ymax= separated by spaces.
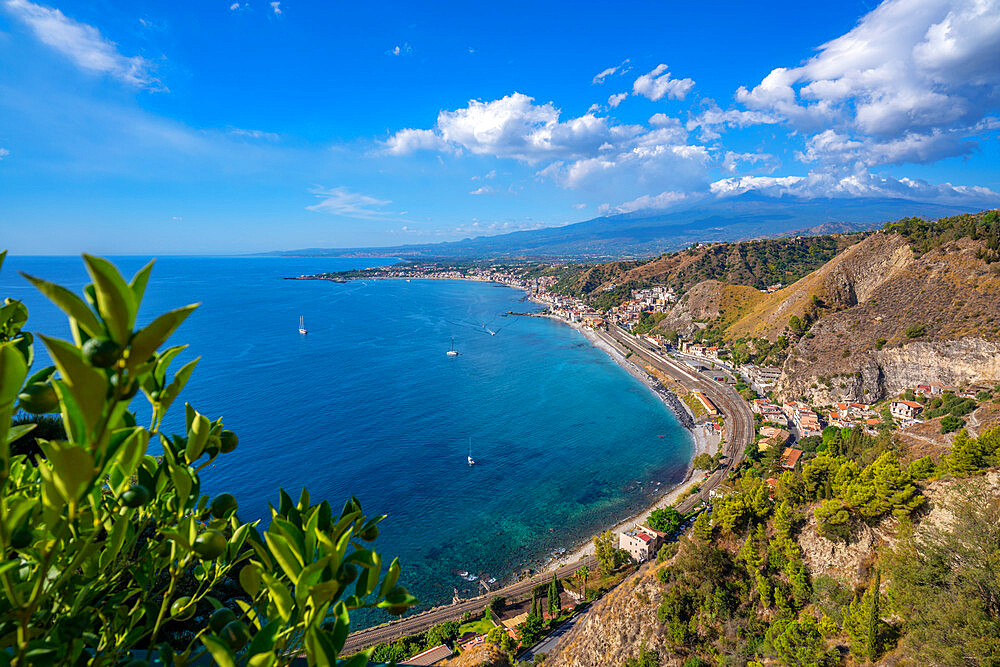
xmin=779 ymin=447 xmax=803 ymax=470
xmin=620 ymin=524 xmax=663 ymax=562
xmin=401 ymin=644 xmax=454 ymax=665
xmin=758 ymin=428 xmax=790 ymax=452
xmin=691 ymin=391 xmax=719 ymax=416
xmin=890 ymin=400 xmax=923 ymax=420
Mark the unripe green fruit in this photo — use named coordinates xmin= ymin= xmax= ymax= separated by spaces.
xmin=120 ymin=485 xmax=151 ymax=508
xmin=170 ymin=597 xmax=195 ymax=620
xmin=219 ymin=430 xmax=238 ymax=454
xmin=210 ymin=493 xmax=238 ymax=519
xmin=337 ymin=563 xmax=358 ymax=585
xmin=193 ymin=530 xmax=227 ymax=560
xmin=209 ymin=607 xmax=238 ymax=634
xmin=360 ymin=525 xmax=379 ymax=542
xmin=82 ymin=338 xmax=122 ymax=368
xmin=221 ymin=620 xmax=251 ymax=650
xmin=10 ymin=530 xmax=32 ymax=550
xmin=17 ymin=382 xmax=59 ymax=414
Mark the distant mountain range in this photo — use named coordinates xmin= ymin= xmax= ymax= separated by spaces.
xmin=270 ymin=194 xmax=991 ymax=260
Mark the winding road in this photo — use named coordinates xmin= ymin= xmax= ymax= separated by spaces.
xmin=341 ymin=325 xmax=755 ymax=655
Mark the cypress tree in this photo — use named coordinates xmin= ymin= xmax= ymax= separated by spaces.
xmin=548 ymin=572 xmax=559 ymax=616
xmin=866 ymin=569 xmax=882 ymax=661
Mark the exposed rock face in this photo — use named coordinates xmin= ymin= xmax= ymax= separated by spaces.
xmin=441 ymin=642 xmax=510 ymax=666
xmin=779 ymin=337 xmax=1000 ymax=404
xmin=545 ymin=565 xmax=675 ymax=667
xmin=656 ymin=280 xmax=727 ymax=338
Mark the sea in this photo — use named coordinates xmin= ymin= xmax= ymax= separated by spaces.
xmin=1 ymin=255 xmax=692 ymax=625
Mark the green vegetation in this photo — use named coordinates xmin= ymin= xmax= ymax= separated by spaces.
xmin=632 ymin=311 xmax=669 ymax=335
xmin=887 ymin=209 xmax=1000 ymax=259
xmin=594 ymin=530 xmax=629 ymax=574
xmin=644 ymin=419 xmax=1000 ymax=664
xmin=691 ymin=452 xmax=716 ymax=471
xmin=646 ymin=507 xmax=683 ymax=535
xmin=622 ymin=643 xmax=659 ymax=667
xmin=0 ymin=253 xmax=416 ymax=666
xmin=370 ymin=621 xmax=461 ymax=663
xmin=904 ymin=323 xmax=927 ymax=338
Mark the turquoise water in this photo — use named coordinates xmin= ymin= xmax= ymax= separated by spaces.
xmin=1 ymin=256 xmax=691 ymax=623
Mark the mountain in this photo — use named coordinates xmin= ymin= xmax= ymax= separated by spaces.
xmin=272 ymin=194 xmax=987 ymax=260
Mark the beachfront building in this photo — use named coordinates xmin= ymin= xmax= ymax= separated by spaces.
xmin=620 ymin=524 xmax=664 ymax=562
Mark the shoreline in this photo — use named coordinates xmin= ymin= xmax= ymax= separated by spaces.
xmin=531 ymin=312 xmax=720 ymax=573
xmin=308 ymin=274 xmax=718 ymax=579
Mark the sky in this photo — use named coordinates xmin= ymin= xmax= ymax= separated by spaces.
xmin=0 ymin=0 xmax=998 ymax=254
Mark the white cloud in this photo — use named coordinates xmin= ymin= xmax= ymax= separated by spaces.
xmin=0 ymin=148 xmax=9 ymax=159
xmin=384 ymin=92 xmax=711 ymax=194
xmin=382 ymin=128 xmax=450 ymax=155
xmin=607 ymin=92 xmax=628 ymax=108
xmin=387 ymin=43 xmax=412 ymax=56
xmin=229 ymin=127 xmax=279 ymax=141
xmin=572 ymin=203 xmax=587 ymax=210
xmin=469 ymin=186 xmax=493 ymax=195
xmin=686 ymin=102 xmax=781 ymax=139
xmin=721 ymin=151 xmax=779 ymax=175
xmin=734 ymin=0 xmax=1000 ymax=167
xmin=592 ymin=59 xmax=630 ymax=84
xmin=632 ymin=64 xmax=695 ymax=101
xmin=599 ymin=191 xmax=687 ymax=214
xmin=270 ymin=1 xmax=281 ymax=15
xmin=710 ymin=169 xmax=1000 ymax=205
xmin=306 ymin=186 xmax=397 ymax=219
xmin=229 ymin=3 xmax=239 ymax=10
xmin=171 ymin=216 xmax=182 ymax=221
xmin=5 ymin=0 xmax=163 ymax=89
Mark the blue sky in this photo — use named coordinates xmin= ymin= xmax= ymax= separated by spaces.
xmin=1 ymin=0 xmax=998 ymax=254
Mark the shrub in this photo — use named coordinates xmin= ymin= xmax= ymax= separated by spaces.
xmin=0 ymin=253 xmax=416 ymax=665
xmin=941 ymin=415 xmax=965 ymax=433
xmin=905 ymin=324 xmax=927 ymax=338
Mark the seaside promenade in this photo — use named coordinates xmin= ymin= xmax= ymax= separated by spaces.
xmin=341 ymin=325 xmax=754 ymax=655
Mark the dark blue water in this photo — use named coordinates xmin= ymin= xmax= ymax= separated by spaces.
xmin=1 ymin=256 xmax=691 ymax=621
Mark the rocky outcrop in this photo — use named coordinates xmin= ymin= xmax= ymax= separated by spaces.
xmin=545 ymin=565 xmax=676 ymax=667
xmin=441 ymin=643 xmax=510 ymax=666
xmin=778 ymin=337 xmax=1000 ymax=404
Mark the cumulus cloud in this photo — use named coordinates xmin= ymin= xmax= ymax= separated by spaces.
xmin=686 ymin=102 xmax=781 ymax=140
xmin=469 ymin=186 xmax=493 ymax=195
xmin=599 ymin=191 xmax=687 ymax=214
xmin=5 ymin=0 xmax=163 ymax=89
xmin=270 ymin=1 xmax=281 ymax=15
xmin=710 ymin=169 xmax=1000 ymax=205
xmin=592 ymin=59 xmax=630 ymax=84
xmin=0 ymin=148 xmax=9 ymax=159
xmin=632 ymin=64 xmax=695 ymax=101
xmin=607 ymin=92 xmax=628 ymax=108
xmin=306 ymin=186 xmax=396 ymax=219
xmin=383 ymin=92 xmax=711 ymax=193
xmin=720 ymin=151 xmax=779 ymax=175
xmin=387 ymin=43 xmax=412 ymax=56
xmin=734 ymin=0 xmax=1000 ymax=167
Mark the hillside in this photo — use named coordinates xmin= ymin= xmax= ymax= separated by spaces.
xmin=549 ymin=234 xmax=865 ymax=310
xmin=270 ymin=195 xmax=980 ymax=260
xmin=652 ymin=210 xmax=1000 ymax=403
xmin=543 ymin=420 xmax=1000 ymax=666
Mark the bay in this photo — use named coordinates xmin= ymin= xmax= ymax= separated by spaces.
xmin=0 ymin=255 xmax=692 ymax=624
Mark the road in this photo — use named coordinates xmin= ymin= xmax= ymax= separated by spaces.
xmin=341 ymin=555 xmax=598 ymax=655
xmin=342 ymin=326 xmax=755 ymax=655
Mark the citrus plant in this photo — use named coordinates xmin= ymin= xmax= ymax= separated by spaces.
xmin=0 ymin=251 xmax=416 ymax=666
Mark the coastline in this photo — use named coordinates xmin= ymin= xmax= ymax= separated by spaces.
xmin=530 ymin=310 xmax=720 ymax=573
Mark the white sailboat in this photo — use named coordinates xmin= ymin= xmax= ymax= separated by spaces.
xmin=298 ymin=315 xmax=308 ymax=335
xmin=467 ymin=437 xmax=475 ymax=466
xmin=446 ymin=337 xmax=459 ymax=356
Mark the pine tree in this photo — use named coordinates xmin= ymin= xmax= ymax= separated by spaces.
xmin=866 ymin=570 xmax=882 ymax=661
xmin=693 ymin=511 xmax=712 ymax=541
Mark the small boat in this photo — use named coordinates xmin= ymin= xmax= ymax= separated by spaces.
xmin=298 ymin=315 xmax=308 ymax=335
xmin=447 ymin=337 xmax=459 ymax=356
xmin=467 ymin=437 xmax=475 ymax=466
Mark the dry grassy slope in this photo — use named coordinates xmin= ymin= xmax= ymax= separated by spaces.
xmin=776 ymin=234 xmax=1000 ymax=402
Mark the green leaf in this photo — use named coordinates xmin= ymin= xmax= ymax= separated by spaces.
xmin=128 ymin=259 xmax=155 ymax=304
xmin=20 ymin=273 xmax=102 ymax=338
xmin=246 ymin=619 xmax=281 ymax=657
xmin=5 ymin=423 xmax=34 ymax=445
xmin=169 ymin=463 xmax=192 ymax=505
xmin=186 ymin=413 xmax=210 ymax=463
xmin=159 ymin=357 xmax=199 ymax=414
xmin=39 ymin=440 xmax=96 ymax=505
xmin=82 ymin=254 xmax=137 ymax=344
xmin=305 ymin=627 xmax=338 ymax=667
xmin=39 ymin=335 xmax=107 ymax=435
xmin=0 ymin=342 xmax=28 ymax=409
xmin=329 ymin=600 xmax=350 ymax=655
xmin=127 ymin=304 xmax=199 ymax=370
xmin=264 ymin=531 xmax=303 ymax=584
xmin=261 ymin=572 xmax=294 ymax=623
xmin=379 ymin=557 xmax=401 ymax=598
xmin=200 ymin=634 xmax=236 ymax=667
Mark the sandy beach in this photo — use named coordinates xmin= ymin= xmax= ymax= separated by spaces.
xmin=534 ymin=313 xmax=722 ymax=573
